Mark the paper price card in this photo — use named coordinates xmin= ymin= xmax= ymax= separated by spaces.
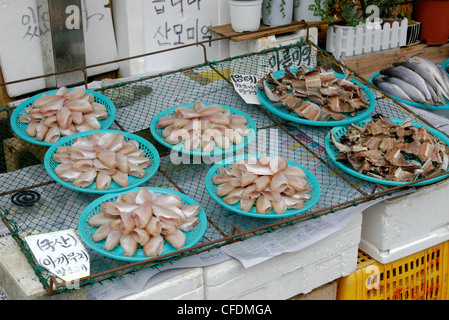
xmin=230 ymin=74 xmax=260 ymax=105
xmin=25 ymin=229 xmax=90 ymax=282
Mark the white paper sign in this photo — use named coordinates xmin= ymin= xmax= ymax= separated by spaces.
xmin=25 ymin=229 xmax=90 ymax=282
xmin=230 ymin=74 xmax=261 ymax=105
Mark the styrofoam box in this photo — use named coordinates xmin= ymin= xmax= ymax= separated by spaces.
xmin=229 ymin=28 xmax=319 ymax=78
xmin=0 ymin=233 xmax=204 ymax=300
xmin=229 ymin=27 xmax=319 ymax=57
xmin=359 ymin=178 xmax=449 ymax=264
xmin=203 ymin=213 xmax=362 ymax=300
xmin=121 ymin=268 xmax=204 ymax=300
xmin=1 ymin=213 xmax=361 ymax=300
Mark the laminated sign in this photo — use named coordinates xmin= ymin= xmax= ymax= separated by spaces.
xmin=25 ymin=229 xmax=90 ymax=282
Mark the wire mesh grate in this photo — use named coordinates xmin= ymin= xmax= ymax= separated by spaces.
xmin=0 ymin=40 xmax=446 ymax=295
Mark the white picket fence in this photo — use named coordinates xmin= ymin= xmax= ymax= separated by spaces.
xmin=326 ymin=18 xmax=408 ymax=59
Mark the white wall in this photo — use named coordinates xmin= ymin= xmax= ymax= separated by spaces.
xmin=112 ymin=0 xmax=231 ymax=78
xmin=0 ymin=0 xmax=118 ymax=97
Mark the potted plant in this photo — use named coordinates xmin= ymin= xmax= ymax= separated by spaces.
xmin=293 ymin=0 xmax=322 ymax=22
xmin=309 ymin=0 xmax=362 ymax=26
xmin=318 ymin=0 xmax=408 ymax=58
xmin=262 ymin=0 xmax=295 ymax=27
xmin=229 ymin=0 xmax=264 ymax=33
xmin=378 ymin=0 xmax=408 ymax=26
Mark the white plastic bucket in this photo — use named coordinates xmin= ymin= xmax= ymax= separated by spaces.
xmin=293 ymin=0 xmax=321 ymax=22
xmin=229 ymin=0 xmax=263 ymax=33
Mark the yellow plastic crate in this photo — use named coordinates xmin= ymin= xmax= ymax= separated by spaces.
xmin=337 ymin=241 xmax=449 ymax=300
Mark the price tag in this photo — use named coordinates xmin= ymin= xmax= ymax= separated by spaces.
xmin=25 ymin=229 xmax=90 ymax=282
xmin=230 ymin=74 xmax=261 ymax=105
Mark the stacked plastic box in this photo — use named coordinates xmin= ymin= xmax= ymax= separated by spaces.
xmin=359 ymin=178 xmax=449 ymax=264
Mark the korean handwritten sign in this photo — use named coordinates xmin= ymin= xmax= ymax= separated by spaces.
xmin=26 ymin=230 xmax=89 ymax=282
xmin=263 ymin=45 xmax=313 ymax=74
xmin=230 ymin=74 xmax=260 ymax=105
xmin=150 ymin=0 xmax=212 ymax=48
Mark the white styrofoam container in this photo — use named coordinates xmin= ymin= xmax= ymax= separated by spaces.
xmin=229 ymin=27 xmax=318 ymax=57
xmin=359 ymin=178 xmax=449 ymax=264
xmin=229 ymin=27 xmax=319 ymax=79
xmin=203 ymin=214 xmax=362 ymax=300
xmin=0 ymin=232 xmax=204 ymax=300
xmin=120 ymin=268 xmax=204 ymax=300
xmin=326 ymin=19 xmax=408 ymax=59
xmin=111 ymin=0 xmax=231 ymax=78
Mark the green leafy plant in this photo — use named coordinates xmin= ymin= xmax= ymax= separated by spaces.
xmin=280 ymin=0 xmax=287 ymax=18
xmin=264 ymin=0 xmax=290 ymax=22
xmin=308 ymin=0 xmax=335 ymax=22
xmin=360 ymin=0 xmax=405 ymax=19
xmin=308 ymin=0 xmax=362 ymax=26
xmin=339 ymin=0 xmax=362 ymax=26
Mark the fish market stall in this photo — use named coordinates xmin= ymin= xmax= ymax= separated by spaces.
xmin=1 ymin=38 xmax=449 ymax=300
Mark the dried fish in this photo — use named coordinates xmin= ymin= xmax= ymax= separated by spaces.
xmin=259 ymin=66 xmax=369 ymax=121
xmin=331 ymin=114 xmax=449 ymax=182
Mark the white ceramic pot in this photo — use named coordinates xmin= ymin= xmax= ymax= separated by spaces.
xmin=262 ymin=0 xmax=294 ymax=27
xmin=293 ymin=0 xmax=321 ymax=22
xmin=229 ymin=0 xmax=264 ymax=33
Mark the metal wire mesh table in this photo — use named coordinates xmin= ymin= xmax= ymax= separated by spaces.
xmin=1 ymin=40 xmax=447 ymax=296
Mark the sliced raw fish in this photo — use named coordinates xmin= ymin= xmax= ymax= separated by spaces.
xmin=112 ymin=170 xmax=129 ymax=187
xmin=132 ymin=201 xmax=153 ymax=229
xmin=120 ymin=234 xmax=139 ymax=257
xmin=132 ymin=228 xmax=151 ymax=246
xmin=143 ymin=234 xmax=164 ymax=257
xmin=89 ymin=213 xmax=116 ymax=227
xmin=96 ymin=171 xmax=112 ymax=190
xmin=164 ymin=229 xmax=186 ymax=250
xmin=103 ymin=230 xmax=122 ymax=251
xmin=88 ymin=187 xmax=202 ymax=257
xmin=72 ymin=168 xmax=97 ymax=188
xmin=44 ymin=125 xmax=61 ymax=143
xmin=213 ymin=156 xmax=311 ymax=215
xmin=92 ymin=224 xmax=112 ymax=242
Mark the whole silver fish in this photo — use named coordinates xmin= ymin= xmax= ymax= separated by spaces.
xmin=380 ymin=66 xmax=433 ymax=102
xmin=425 ymin=82 xmax=444 ymax=105
xmin=408 ymin=56 xmax=449 ymax=97
xmin=394 ymin=61 xmax=446 ymax=101
xmin=384 ymin=76 xmax=429 ymax=105
xmin=372 ymin=77 xmax=411 ymax=101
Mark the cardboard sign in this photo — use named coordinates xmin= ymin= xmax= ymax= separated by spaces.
xmin=26 ymin=229 xmax=89 ymax=282
xmin=230 ymin=74 xmax=260 ymax=105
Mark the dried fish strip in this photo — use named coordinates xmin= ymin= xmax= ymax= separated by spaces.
xmin=258 ymin=66 xmax=369 ymax=122
xmin=331 ymin=114 xmax=449 ymax=182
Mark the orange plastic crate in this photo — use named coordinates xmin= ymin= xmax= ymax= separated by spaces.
xmin=337 ymin=241 xmax=449 ymax=300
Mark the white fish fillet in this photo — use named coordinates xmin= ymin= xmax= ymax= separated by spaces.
xmin=213 ymin=156 xmax=311 ymax=215
xmin=88 ymin=188 xmax=201 ymax=257
xmin=19 ymin=86 xmax=109 ymax=144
